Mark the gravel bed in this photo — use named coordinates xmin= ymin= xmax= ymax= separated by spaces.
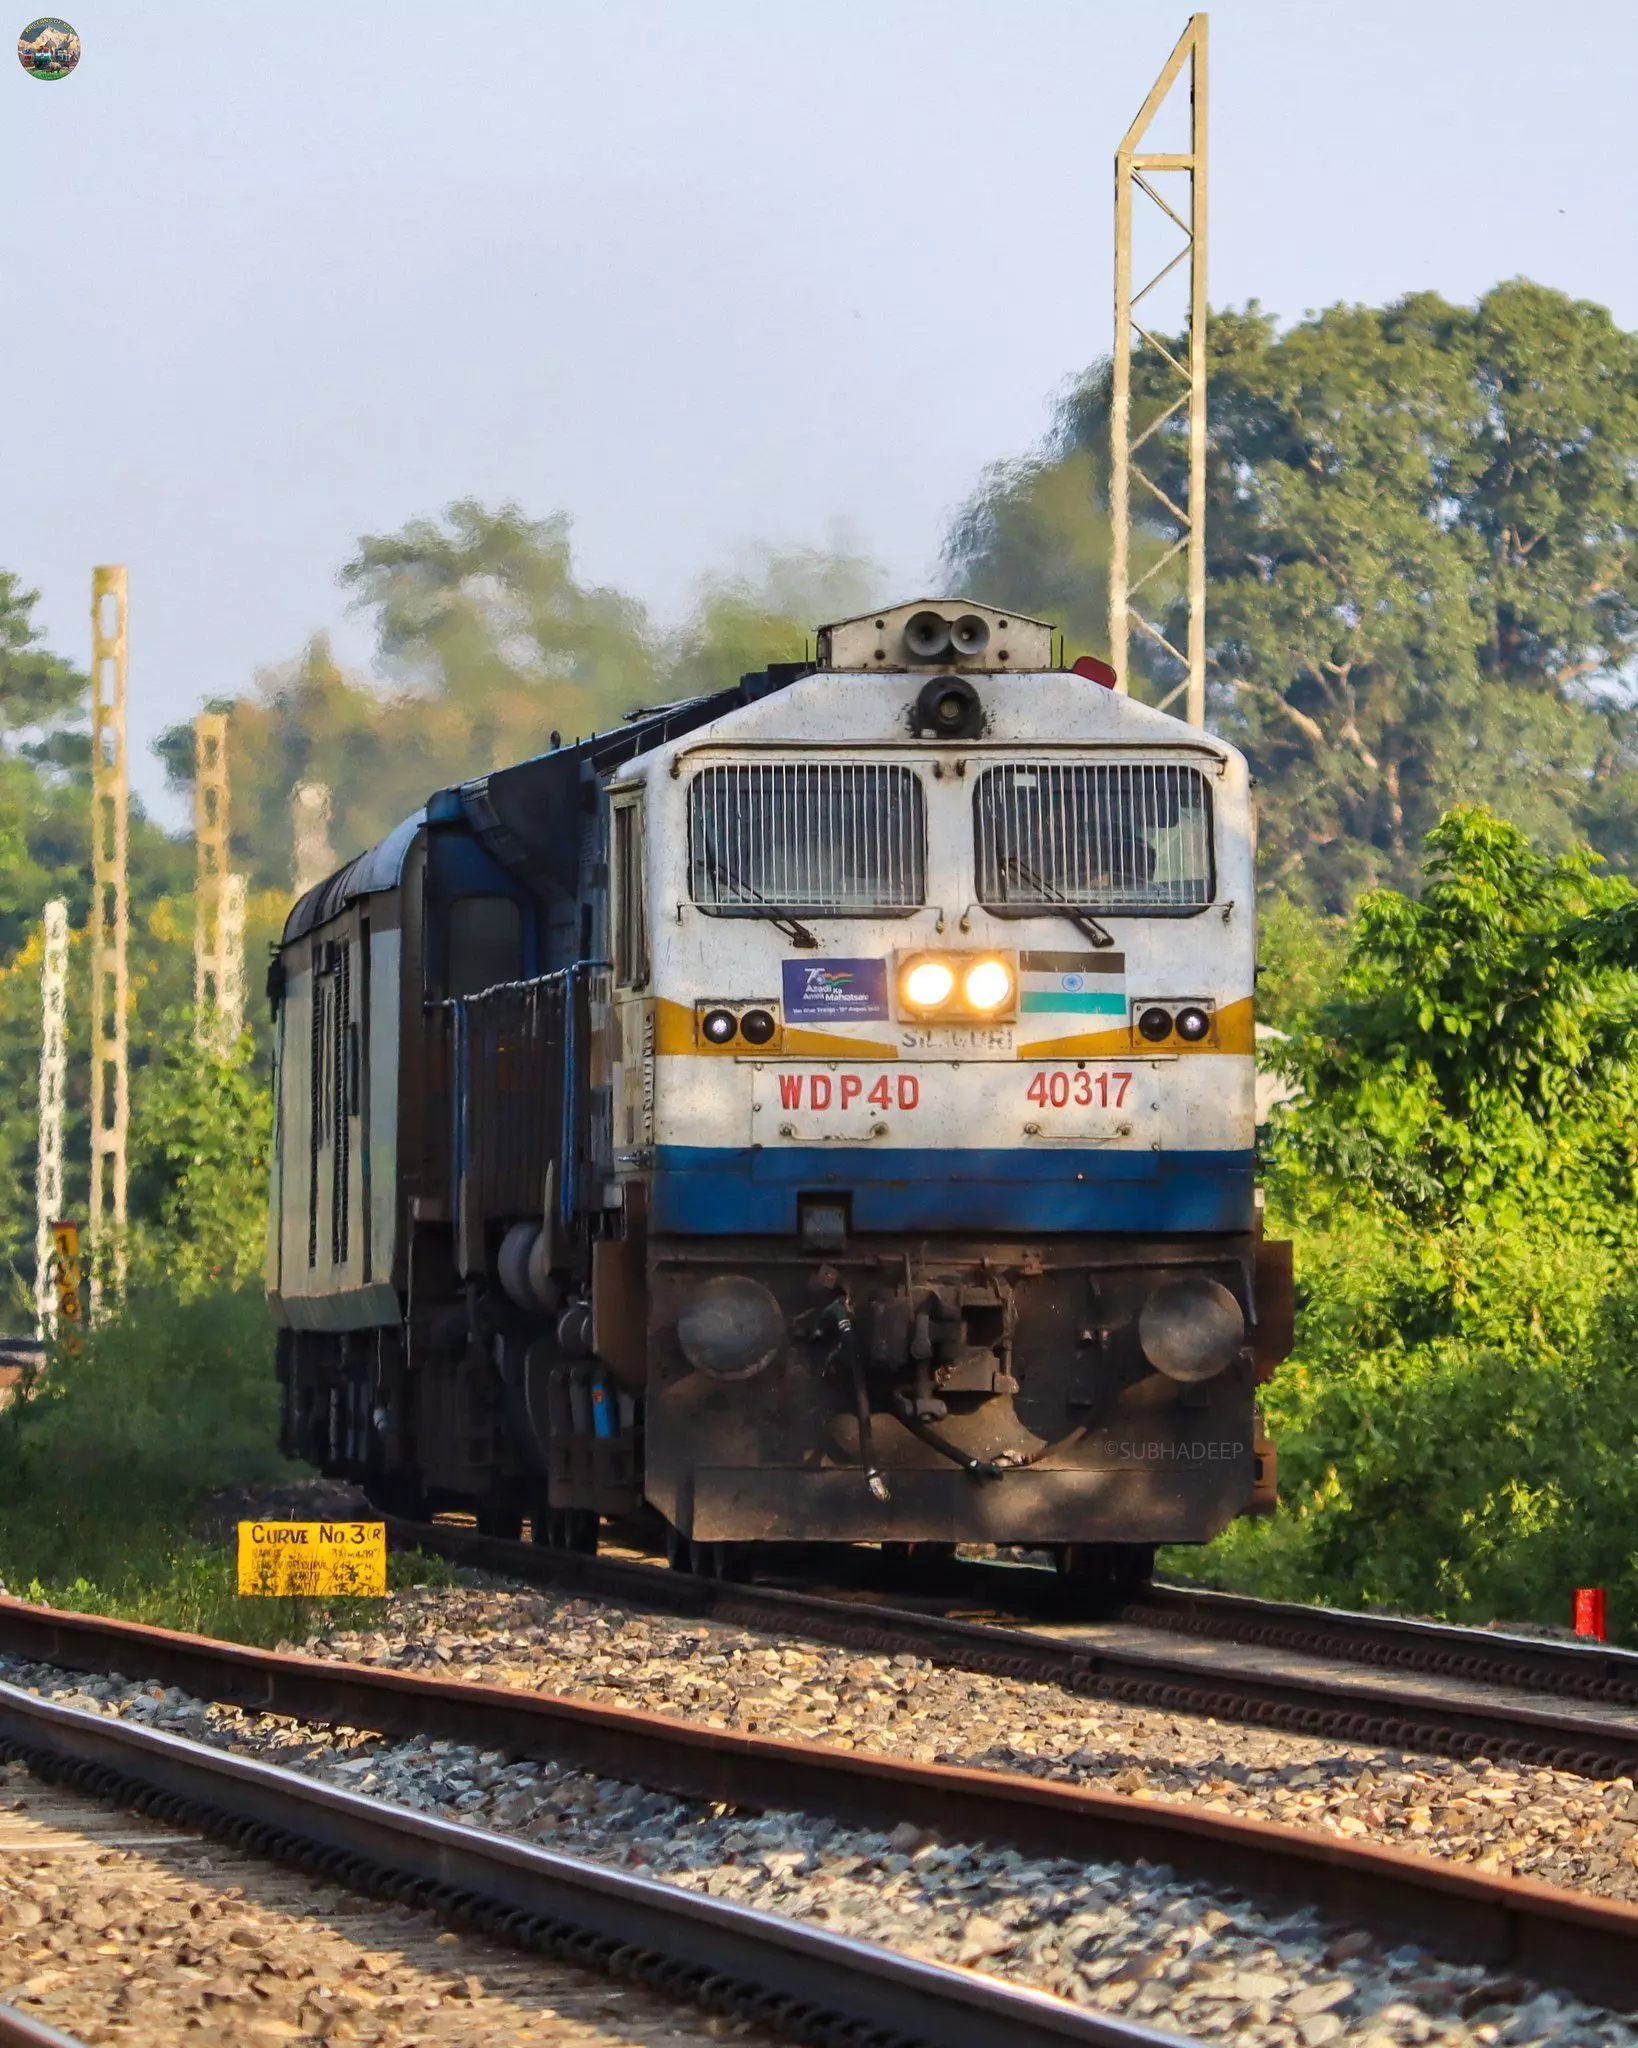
xmin=5 ymin=1655 xmax=1638 ymax=2048
xmin=0 ymin=1754 xmax=759 ymax=2046
xmin=293 ymin=1582 xmax=1638 ymax=1903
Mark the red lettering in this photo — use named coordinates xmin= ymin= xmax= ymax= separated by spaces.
xmin=778 ymin=1074 xmax=802 ymax=1109
xmin=867 ymin=1075 xmax=891 ymax=1108
xmin=1026 ymin=1072 xmax=1047 ymax=1106
xmin=811 ymin=1074 xmax=832 ymax=1110
xmin=1049 ymin=1071 xmax=1070 ymax=1108
xmin=1076 ymin=1070 xmax=1094 ymax=1105
xmin=897 ymin=1074 xmax=920 ymax=1111
xmin=840 ymin=1074 xmax=862 ymax=1108
xmin=1113 ymin=1071 xmax=1132 ymax=1107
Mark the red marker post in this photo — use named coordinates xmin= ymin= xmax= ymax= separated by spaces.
xmin=1573 ymin=1587 xmax=1607 ymax=1641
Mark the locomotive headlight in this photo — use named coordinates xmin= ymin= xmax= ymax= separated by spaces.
xmin=963 ymin=958 xmax=1013 ymax=1013
xmin=1139 ymin=1276 xmax=1246 ymax=1384
xmin=903 ymin=958 xmax=956 ymax=1010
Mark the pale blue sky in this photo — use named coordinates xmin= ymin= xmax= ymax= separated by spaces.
xmin=4 ymin=1 xmax=1635 ymax=819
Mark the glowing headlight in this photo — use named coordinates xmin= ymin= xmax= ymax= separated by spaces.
xmin=903 ymin=959 xmax=956 ymax=1009
xmin=963 ymin=958 xmax=1013 ymax=1013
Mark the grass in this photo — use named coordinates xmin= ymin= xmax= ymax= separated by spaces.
xmin=0 ymin=1285 xmax=456 ymax=1648
xmin=7 ymin=1539 xmax=455 ymax=1650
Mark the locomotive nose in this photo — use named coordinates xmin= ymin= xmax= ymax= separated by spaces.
xmin=1138 ymin=1276 xmax=1246 ymax=1383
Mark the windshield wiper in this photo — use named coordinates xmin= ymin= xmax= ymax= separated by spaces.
xmin=701 ymin=836 xmax=820 ymax=949
xmin=1002 ymin=854 xmax=1117 ymax=949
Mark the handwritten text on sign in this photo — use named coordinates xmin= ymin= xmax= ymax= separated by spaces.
xmin=236 ymin=1521 xmax=386 ymax=1597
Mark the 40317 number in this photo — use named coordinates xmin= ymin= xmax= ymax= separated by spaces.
xmin=1025 ymin=1069 xmax=1133 ymax=1109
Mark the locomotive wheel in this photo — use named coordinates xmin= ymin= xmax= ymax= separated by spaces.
xmin=880 ymin=1540 xmax=959 ymax=1587
xmin=531 ymin=1507 xmax=598 ymax=1554
xmin=690 ymin=1540 xmax=747 ymax=1582
xmin=1054 ymin=1542 xmax=1155 ymax=1604
xmin=662 ymin=1526 xmax=744 ymax=1580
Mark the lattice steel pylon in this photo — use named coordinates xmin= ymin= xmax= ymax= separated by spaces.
xmin=33 ymin=898 xmax=68 ymax=1340
xmin=1109 ymin=12 xmax=1208 ymax=727
xmin=192 ymin=711 xmax=242 ymax=1049
xmin=291 ymin=780 xmax=335 ymax=896
xmin=89 ymin=566 xmax=130 ymax=1306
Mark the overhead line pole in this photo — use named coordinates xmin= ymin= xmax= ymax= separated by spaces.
xmin=33 ymin=898 xmax=68 ymax=1341
xmin=89 ymin=565 xmax=130 ymax=1309
xmin=193 ymin=711 xmax=234 ymax=1048
xmin=1110 ymin=13 xmax=1208 ymax=728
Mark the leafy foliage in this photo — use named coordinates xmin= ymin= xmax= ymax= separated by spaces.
xmin=1194 ymin=809 xmax=1638 ymax=1635
xmin=127 ymin=1023 xmax=274 ymax=1298
xmin=948 ymin=283 xmax=1638 ymax=911
xmin=157 ymin=509 xmax=886 ymax=892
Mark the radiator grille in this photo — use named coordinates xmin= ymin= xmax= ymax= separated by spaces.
xmin=689 ymin=763 xmax=925 ymax=915
xmin=974 ymin=760 xmax=1214 ymax=913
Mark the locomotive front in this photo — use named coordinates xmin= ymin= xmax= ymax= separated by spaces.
xmin=612 ymin=599 xmax=1289 ymax=1579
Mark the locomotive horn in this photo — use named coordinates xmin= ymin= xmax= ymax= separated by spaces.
xmin=903 ymin=609 xmax=953 ymax=661
xmin=949 ymin=613 xmax=991 ymax=657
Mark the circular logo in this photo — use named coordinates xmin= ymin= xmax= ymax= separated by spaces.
xmin=18 ymin=17 xmax=78 ymax=79
xmin=1060 ymin=973 xmax=1086 ymax=993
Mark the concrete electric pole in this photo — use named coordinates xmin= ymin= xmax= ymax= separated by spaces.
xmin=33 ymin=898 xmax=67 ymax=1341
xmin=292 ymin=780 xmax=335 ymax=896
xmin=193 ymin=711 xmax=245 ymax=1049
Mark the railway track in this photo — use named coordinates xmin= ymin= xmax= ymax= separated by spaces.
xmin=378 ymin=1520 xmax=1638 ymax=1780
xmin=4 ymin=1595 xmax=1638 ymax=2021
xmin=0 ymin=1667 xmax=1154 ymax=2048
xmin=0 ymin=2006 xmax=81 ymax=2048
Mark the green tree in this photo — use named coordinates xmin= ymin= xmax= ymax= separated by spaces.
xmin=948 ymin=283 xmax=1638 ymax=911
xmin=127 ymin=1021 xmax=273 ymax=1298
xmin=0 ymin=572 xmax=194 ymax=1296
xmin=1201 ymin=809 xmax=1638 ymax=1631
xmin=160 ymin=512 xmax=885 ymax=892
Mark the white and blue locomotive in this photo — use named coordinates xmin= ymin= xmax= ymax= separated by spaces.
xmin=267 ymin=598 xmax=1291 ymax=1583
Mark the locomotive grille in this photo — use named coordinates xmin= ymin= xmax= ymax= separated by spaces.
xmin=974 ymin=760 xmax=1214 ymax=913
xmin=689 ymin=763 xmax=925 ymax=915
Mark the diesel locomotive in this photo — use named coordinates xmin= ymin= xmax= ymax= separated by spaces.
xmin=267 ymin=597 xmax=1291 ymax=1586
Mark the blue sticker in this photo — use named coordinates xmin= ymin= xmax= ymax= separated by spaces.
xmin=783 ymin=957 xmax=889 ymax=1023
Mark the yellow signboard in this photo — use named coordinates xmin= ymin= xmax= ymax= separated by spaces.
xmin=236 ymin=1521 xmax=387 ymax=1597
xmin=51 ymin=1220 xmax=82 ymax=1333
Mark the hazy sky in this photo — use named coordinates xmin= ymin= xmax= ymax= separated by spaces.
xmin=5 ymin=1 xmax=1636 ymax=820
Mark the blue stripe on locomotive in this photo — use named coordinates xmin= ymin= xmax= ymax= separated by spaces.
xmin=649 ymin=1146 xmax=1256 ymax=1234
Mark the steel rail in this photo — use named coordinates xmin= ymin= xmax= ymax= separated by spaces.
xmin=4 ymin=1599 xmax=1638 ymax=2011
xmin=0 ymin=2007 xmax=88 ymax=2048
xmin=0 ymin=1677 xmax=1180 ymax=2048
xmin=1127 ymin=1582 xmax=1638 ymax=1706
xmin=374 ymin=1520 xmax=1638 ymax=1780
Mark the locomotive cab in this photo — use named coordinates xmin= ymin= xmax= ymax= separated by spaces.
xmin=267 ymin=598 xmax=1291 ymax=1584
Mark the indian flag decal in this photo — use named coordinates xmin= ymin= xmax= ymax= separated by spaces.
xmin=1019 ymin=950 xmax=1127 ymax=1016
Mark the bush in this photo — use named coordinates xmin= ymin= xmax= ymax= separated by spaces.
xmin=1178 ymin=810 xmax=1638 ymax=1639
xmin=0 ymin=1287 xmax=289 ymax=1591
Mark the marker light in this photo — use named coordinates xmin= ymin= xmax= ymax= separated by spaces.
xmin=903 ymin=958 xmax=956 ymax=1009
xmin=963 ymin=958 xmax=1013 ymax=1013
xmin=701 ymin=1007 xmax=739 ymax=1045
xmin=1175 ymin=1005 xmax=1212 ymax=1043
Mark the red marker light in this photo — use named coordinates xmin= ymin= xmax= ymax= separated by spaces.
xmin=1072 ymin=655 xmax=1118 ymax=689
xmin=1574 ymin=1587 xmax=1607 ymax=1640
